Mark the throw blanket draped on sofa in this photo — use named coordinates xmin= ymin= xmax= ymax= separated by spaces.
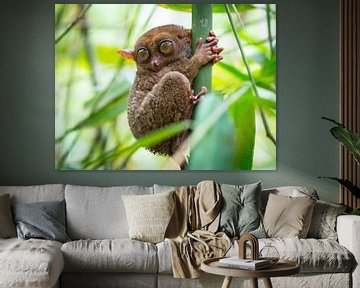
xmin=165 ymin=181 xmax=231 ymax=278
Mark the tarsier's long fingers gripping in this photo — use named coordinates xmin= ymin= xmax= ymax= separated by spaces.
xmin=190 ymin=31 xmax=223 ymax=104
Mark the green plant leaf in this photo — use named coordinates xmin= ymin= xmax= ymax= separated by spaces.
xmin=158 ymin=4 xmax=256 ymax=13
xmin=318 ymin=177 xmax=360 ymax=199
xmin=56 ymin=90 xmax=129 ymax=143
xmin=189 ymin=93 xmax=236 ymax=170
xmin=229 ymin=88 xmax=256 ymax=169
xmin=323 ymin=117 xmax=360 ymax=165
xmin=330 ymin=127 xmax=360 ymax=165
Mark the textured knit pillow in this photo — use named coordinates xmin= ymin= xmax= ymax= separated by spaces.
xmin=122 ymin=191 xmax=175 ymax=243
xmin=12 ymin=200 xmax=70 ymax=243
xmin=0 ymin=194 xmax=16 ymax=238
xmin=307 ymin=200 xmax=347 ymax=240
xmin=263 ymin=193 xmax=316 ymax=238
xmin=218 ymin=182 xmax=266 ymax=238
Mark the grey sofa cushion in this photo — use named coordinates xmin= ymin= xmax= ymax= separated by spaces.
xmin=226 ymin=238 xmax=354 ymax=273
xmin=0 ymin=238 xmax=64 ymax=288
xmin=218 ymin=182 xmax=266 ymax=238
xmin=307 ymin=200 xmax=347 ymax=240
xmin=12 ymin=200 xmax=70 ymax=243
xmin=158 ymin=237 xmax=353 ymax=274
xmin=0 ymin=184 xmax=65 ymax=204
xmin=65 ymin=185 xmax=153 ymax=239
xmin=61 ymin=239 xmax=158 ymax=273
xmin=0 ymin=194 xmax=16 ymax=238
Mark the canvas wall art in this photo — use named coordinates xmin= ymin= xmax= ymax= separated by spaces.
xmin=55 ymin=4 xmax=276 ymax=170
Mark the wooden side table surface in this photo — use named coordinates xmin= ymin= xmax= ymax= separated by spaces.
xmin=201 ymin=257 xmax=300 ymax=288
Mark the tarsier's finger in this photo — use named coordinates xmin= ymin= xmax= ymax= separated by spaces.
xmin=202 ymin=39 xmax=218 ymax=48
xmin=212 ymin=55 xmax=223 ymax=64
xmin=212 ymin=46 xmax=224 ymax=54
xmin=209 ymin=31 xmax=216 ymax=37
xmin=206 ymin=36 xmax=216 ymax=42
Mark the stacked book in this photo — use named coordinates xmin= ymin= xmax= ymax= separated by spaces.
xmin=218 ymin=257 xmax=271 ymax=270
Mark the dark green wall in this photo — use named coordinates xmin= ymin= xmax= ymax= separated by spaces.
xmin=0 ymin=0 xmax=340 ymax=202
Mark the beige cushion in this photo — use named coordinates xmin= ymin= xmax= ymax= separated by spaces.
xmin=61 ymin=239 xmax=158 ymax=273
xmin=0 ymin=194 xmax=16 ymax=238
xmin=122 ymin=191 xmax=175 ymax=243
xmin=263 ymin=193 xmax=316 ymax=238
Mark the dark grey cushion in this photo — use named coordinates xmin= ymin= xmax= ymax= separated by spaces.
xmin=12 ymin=200 xmax=70 ymax=243
xmin=0 ymin=194 xmax=16 ymax=238
xmin=218 ymin=182 xmax=266 ymax=238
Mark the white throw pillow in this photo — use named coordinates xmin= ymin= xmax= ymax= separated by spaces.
xmin=122 ymin=191 xmax=175 ymax=243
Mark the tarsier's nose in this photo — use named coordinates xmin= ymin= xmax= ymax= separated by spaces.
xmin=152 ymin=59 xmax=160 ymax=67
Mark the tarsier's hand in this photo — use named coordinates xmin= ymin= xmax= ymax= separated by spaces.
xmin=194 ymin=31 xmax=224 ymax=66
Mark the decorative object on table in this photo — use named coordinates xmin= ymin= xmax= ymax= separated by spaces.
xmin=320 ymin=117 xmax=360 ymax=211
xmin=259 ymin=245 xmax=280 ymax=265
xmin=218 ymin=257 xmax=271 ymax=270
xmin=238 ymin=233 xmax=259 ymax=260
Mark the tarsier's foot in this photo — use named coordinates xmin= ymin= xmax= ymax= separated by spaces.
xmin=190 ymin=86 xmax=207 ymax=105
xmin=206 ymin=31 xmax=224 ymax=64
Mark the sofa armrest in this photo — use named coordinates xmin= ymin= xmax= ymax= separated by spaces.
xmin=337 ymin=215 xmax=360 ymax=288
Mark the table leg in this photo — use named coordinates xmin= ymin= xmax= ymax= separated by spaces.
xmin=263 ymin=277 xmax=273 ymax=288
xmin=222 ymin=276 xmax=233 ymax=288
xmin=251 ymin=278 xmax=258 ymax=288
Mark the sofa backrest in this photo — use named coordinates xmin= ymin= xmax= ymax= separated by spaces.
xmin=0 ymin=184 xmax=65 ymax=204
xmin=65 ymin=184 xmax=153 ymax=240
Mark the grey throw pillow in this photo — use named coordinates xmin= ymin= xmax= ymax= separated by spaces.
xmin=218 ymin=182 xmax=266 ymax=238
xmin=12 ymin=200 xmax=70 ymax=243
xmin=307 ymin=200 xmax=347 ymax=240
xmin=0 ymin=194 xmax=16 ymax=238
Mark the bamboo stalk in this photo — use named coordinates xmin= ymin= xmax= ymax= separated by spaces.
xmin=192 ymin=4 xmax=213 ymax=93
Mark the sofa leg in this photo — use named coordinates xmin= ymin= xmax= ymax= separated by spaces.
xmin=251 ymin=278 xmax=258 ymax=288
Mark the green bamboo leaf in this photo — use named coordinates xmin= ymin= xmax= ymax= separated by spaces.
xmin=255 ymin=97 xmax=276 ymax=110
xmin=84 ymin=121 xmax=191 ymax=169
xmin=189 ymin=93 xmax=236 ymax=170
xmin=230 ymin=89 xmax=256 ymax=169
xmin=56 ymin=91 xmax=128 ymax=143
xmin=217 ymin=62 xmax=276 ymax=93
xmin=158 ymin=4 xmax=256 ymax=13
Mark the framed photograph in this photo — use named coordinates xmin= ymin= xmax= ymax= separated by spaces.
xmin=55 ymin=4 xmax=276 ymax=170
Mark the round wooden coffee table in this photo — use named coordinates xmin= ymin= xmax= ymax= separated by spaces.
xmin=201 ymin=257 xmax=300 ymax=288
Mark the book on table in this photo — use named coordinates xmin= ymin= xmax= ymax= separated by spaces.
xmin=218 ymin=257 xmax=271 ymax=270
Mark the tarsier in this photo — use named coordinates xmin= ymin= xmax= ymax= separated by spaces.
xmin=118 ymin=24 xmax=223 ymax=160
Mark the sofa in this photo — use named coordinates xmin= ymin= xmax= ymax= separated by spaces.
xmin=0 ymin=183 xmax=359 ymax=288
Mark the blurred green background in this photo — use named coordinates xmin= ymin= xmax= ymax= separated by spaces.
xmin=55 ymin=4 xmax=276 ymax=170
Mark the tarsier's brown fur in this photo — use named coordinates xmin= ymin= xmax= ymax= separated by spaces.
xmin=119 ymin=24 xmax=223 ymax=158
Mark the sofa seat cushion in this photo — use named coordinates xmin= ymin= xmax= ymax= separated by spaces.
xmin=61 ymin=239 xmax=158 ymax=273
xmin=229 ymin=238 xmax=354 ymax=273
xmin=0 ymin=238 xmax=64 ymax=288
xmin=157 ymin=238 xmax=353 ymax=274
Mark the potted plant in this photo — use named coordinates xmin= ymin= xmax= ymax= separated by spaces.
xmin=320 ymin=117 xmax=360 ymax=215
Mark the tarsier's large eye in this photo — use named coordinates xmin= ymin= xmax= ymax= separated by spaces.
xmin=159 ymin=40 xmax=174 ymax=54
xmin=137 ymin=48 xmax=150 ymax=62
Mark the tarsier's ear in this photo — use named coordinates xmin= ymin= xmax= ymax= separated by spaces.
xmin=117 ymin=49 xmax=135 ymax=60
